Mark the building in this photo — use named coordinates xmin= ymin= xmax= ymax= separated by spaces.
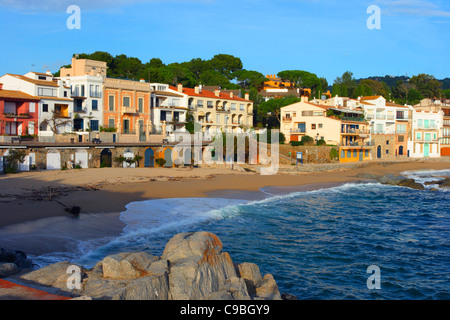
xmin=359 ymin=95 xmax=412 ymax=159
xmin=60 ymin=57 xmax=108 ymax=78
xmin=0 ymin=72 xmax=74 ymax=137
xmin=258 ymin=74 xmax=319 ymax=101
xmin=173 ymin=84 xmax=254 ymax=138
xmin=280 ymin=97 xmax=372 ymax=162
xmin=408 ymin=109 xmax=443 ymax=158
xmin=103 ymin=77 xmax=153 ymax=142
xmin=0 ymin=83 xmax=40 ymax=136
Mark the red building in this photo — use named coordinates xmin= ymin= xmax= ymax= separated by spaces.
xmin=0 ymin=83 xmax=40 ymax=136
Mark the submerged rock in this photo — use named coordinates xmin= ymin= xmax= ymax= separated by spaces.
xmin=377 ymin=174 xmax=425 ymax=190
xmin=18 ymin=232 xmax=282 ymax=300
xmin=0 ymin=249 xmax=33 ymax=277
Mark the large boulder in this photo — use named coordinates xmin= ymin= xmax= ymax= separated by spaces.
xmin=0 ymin=248 xmax=33 ymax=277
xmin=0 ymin=263 xmax=20 ymax=278
xmin=16 ymin=232 xmax=281 ymax=301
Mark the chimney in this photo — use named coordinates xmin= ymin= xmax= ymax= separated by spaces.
xmin=195 ymin=86 xmax=200 ymax=94
xmin=245 ymin=93 xmax=249 ymax=100
xmin=199 ymin=84 xmax=202 ymax=93
xmin=301 ymin=95 xmax=308 ymax=103
xmin=230 ymin=92 xmax=234 ymax=98
xmin=46 ymin=70 xmax=52 ymax=75
xmin=215 ymin=89 xmax=220 ymax=97
xmin=140 ymin=79 xmax=146 ymax=83
xmin=178 ymin=83 xmax=183 ymax=93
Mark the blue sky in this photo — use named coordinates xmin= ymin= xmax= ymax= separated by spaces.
xmin=0 ymin=0 xmax=449 ymax=84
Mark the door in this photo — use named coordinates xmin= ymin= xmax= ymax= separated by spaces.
xmin=123 ymin=148 xmax=135 ymax=168
xmin=424 ymin=143 xmax=430 ymax=157
xmin=139 ymin=120 xmax=145 ymax=141
xmin=19 ymin=156 xmax=30 ymax=171
xmin=100 ymin=149 xmax=112 ymax=167
xmin=0 ymin=156 xmax=3 ymax=172
xmin=359 ymin=150 xmax=363 ymax=162
xmin=75 ymin=150 xmax=88 ymax=168
xmin=377 ymin=145 xmax=382 ymax=159
xmin=47 ymin=150 xmax=61 ymax=170
xmin=123 ymin=119 xmax=130 ymax=134
xmin=184 ymin=148 xmax=192 ymax=166
xmin=399 ymin=146 xmax=404 ymax=156
xmin=164 ymin=148 xmax=173 ymax=167
xmin=144 ymin=148 xmax=154 ymax=167
xmin=74 ymin=118 xmax=84 ymax=131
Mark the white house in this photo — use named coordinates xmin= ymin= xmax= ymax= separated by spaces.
xmin=0 ymin=71 xmax=74 ymax=137
xmin=408 ymin=110 xmax=443 ymax=158
xmin=59 ymin=74 xmax=103 ymax=132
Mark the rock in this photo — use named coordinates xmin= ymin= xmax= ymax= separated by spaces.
xmin=0 ymin=249 xmax=33 ymax=270
xmin=377 ymin=174 xmax=407 ymax=185
xmin=0 ymin=262 xmax=20 ymax=277
xmin=16 ymin=232 xmax=280 ymax=301
xmin=255 ymin=274 xmax=282 ymax=300
xmin=397 ymin=179 xmax=425 ymax=190
xmin=237 ymin=262 xmax=262 ymax=296
xmin=20 ymin=261 xmax=86 ymax=293
xmin=281 ymin=292 xmax=298 ymax=300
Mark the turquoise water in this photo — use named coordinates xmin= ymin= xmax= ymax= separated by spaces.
xmin=29 ymin=169 xmax=450 ymax=300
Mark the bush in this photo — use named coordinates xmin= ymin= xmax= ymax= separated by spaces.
xmin=300 ymin=135 xmax=314 ymax=146
xmin=4 ymin=149 xmax=27 ymax=173
xmin=316 ymin=139 xmax=326 ymax=146
xmin=290 ymin=141 xmax=302 ymax=147
xmin=155 ymin=158 xmax=166 ymax=167
xmin=330 ymin=148 xmax=339 ymax=161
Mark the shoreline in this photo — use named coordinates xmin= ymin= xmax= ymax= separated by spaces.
xmin=0 ymin=160 xmax=449 ymax=232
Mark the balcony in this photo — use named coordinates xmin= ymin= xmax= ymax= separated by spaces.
xmin=90 ymin=91 xmax=102 ymax=98
xmin=341 ymin=116 xmax=366 ymax=122
xmin=122 ymin=106 xmax=136 ymax=114
xmin=341 ymin=128 xmax=370 ymax=135
xmin=290 ymin=128 xmax=306 ymax=133
xmin=74 ymin=107 xmax=87 ymax=114
xmin=3 ymin=113 xmax=30 ymax=119
xmin=283 ymin=117 xmax=293 ymax=122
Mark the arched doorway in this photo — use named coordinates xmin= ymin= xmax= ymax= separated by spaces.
xmin=123 ymin=148 xmax=135 ymax=168
xmin=75 ymin=149 xmax=88 ymax=168
xmin=377 ymin=145 xmax=382 ymax=159
xmin=164 ymin=148 xmax=173 ymax=167
xmin=398 ymin=146 xmax=404 ymax=156
xmin=47 ymin=150 xmax=61 ymax=170
xmin=144 ymin=147 xmax=155 ymax=167
xmin=100 ymin=149 xmax=112 ymax=167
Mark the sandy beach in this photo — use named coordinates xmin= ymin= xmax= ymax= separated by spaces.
xmin=0 ymin=159 xmax=449 ymax=229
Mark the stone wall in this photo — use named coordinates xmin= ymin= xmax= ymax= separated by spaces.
xmin=278 ymin=144 xmax=339 ymax=165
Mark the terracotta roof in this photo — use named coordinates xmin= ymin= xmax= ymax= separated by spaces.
xmin=169 ymin=86 xmax=252 ymax=103
xmin=361 ymin=95 xmax=383 ymax=100
xmin=0 ymin=89 xmax=40 ymax=101
xmin=6 ymin=74 xmax=59 ymax=87
xmin=154 ymin=90 xmax=184 ymax=97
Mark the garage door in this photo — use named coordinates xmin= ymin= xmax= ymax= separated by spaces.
xmin=441 ymin=147 xmax=450 ymax=157
xmin=75 ymin=150 xmax=88 ymax=169
xmin=47 ymin=150 xmax=61 ymax=170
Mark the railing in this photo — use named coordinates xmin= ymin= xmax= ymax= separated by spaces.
xmin=341 ymin=129 xmax=370 ymax=134
xmin=122 ymin=106 xmax=136 ymax=114
xmin=90 ymin=91 xmax=102 ymax=98
xmin=282 ymin=117 xmax=292 ymax=122
xmin=71 ymin=89 xmax=85 ymax=97
xmin=340 ymin=140 xmax=375 ymax=147
xmin=3 ymin=113 xmax=30 ymax=118
xmin=290 ymin=128 xmax=306 ymax=133
xmin=74 ymin=107 xmax=87 ymax=113
xmin=341 ymin=116 xmax=366 ymax=122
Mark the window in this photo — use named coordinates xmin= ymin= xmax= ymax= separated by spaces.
xmin=123 ymin=96 xmax=130 ymax=107
xmin=313 ymin=111 xmax=323 ymax=116
xmin=311 ymin=124 xmax=316 ymax=129
xmin=42 ymin=104 xmax=49 ymax=112
xmin=386 ymin=140 xmax=389 ymax=145
xmin=341 ymin=150 xmax=345 ymax=158
xmin=64 ymin=91 xmax=68 ymax=97
xmin=318 ymin=124 xmax=323 ymax=128
xmin=197 ymin=100 xmax=204 ymax=108
xmin=90 ymin=120 xmax=99 ymax=131
xmin=302 ymin=111 xmax=313 ymax=116
xmin=240 ymin=104 xmax=244 ymax=111
xmin=207 ymin=101 xmax=213 ymax=108
xmin=38 ymin=76 xmax=46 ymax=80
xmin=347 ymin=150 xmax=351 ymax=158
xmin=109 ymin=96 xmax=115 ymax=111
xmin=353 ymin=150 xmax=357 ymax=157
xmin=430 ymin=120 xmax=436 ymax=128
xmin=424 ymin=133 xmax=432 ymax=141
xmin=386 ymin=150 xmax=389 ymax=154
xmin=396 ymin=124 xmax=406 ymax=134
xmin=81 ymin=85 xmax=85 ymax=97
xmin=92 ymin=100 xmax=98 ymax=111
xmin=396 ymin=111 xmax=405 ymax=119
xmin=108 ymin=118 xmax=115 ymax=129
xmin=424 ymin=119 xmax=430 ymax=129
xmin=216 ymin=115 xmax=221 ymax=124
xmin=418 ymin=119 xmax=423 ymax=128
xmin=29 ymin=102 xmax=35 ymax=113
xmin=138 ymin=98 xmax=143 ymax=113
xmin=416 ymin=132 xmax=422 ymax=140
xmin=38 ymin=88 xmax=56 ymax=97
xmin=365 ymin=149 xmax=369 ymax=157
xmin=398 ymin=135 xmax=404 ymax=142
xmin=231 ymin=103 xmax=236 ymax=110
xmin=375 ymin=124 xmax=384 ymax=134
xmin=433 ymin=133 xmax=437 ymax=140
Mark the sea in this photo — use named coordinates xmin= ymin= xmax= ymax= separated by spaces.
xmin=1 ymin=169 xmax=449 ymax=300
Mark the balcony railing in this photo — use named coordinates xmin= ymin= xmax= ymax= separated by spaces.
xmin=341 ymin=140 xmax=375 ymax=147
xmin=282 ymin=117 xmax=293 ymax=122
xmin=290 ymin=128 xmax=306 ymax=133
xmin=90 ymin=91 xmax=102 ymax=98
xmin=342 ymin=116 xmax=366 ymax=122
xmin=3 ymin=113 xmax=30 ymax=118
xmin=122 ymin=106 xmax=136 ymax=114
xmin=341 ymin=128 xmax=370 ymax=134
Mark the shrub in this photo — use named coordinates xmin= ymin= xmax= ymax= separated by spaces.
xmin=316 ymin=139 xmax=326 ymax=146
xmin=300 ymin=135 xmax=314 ymax=146
xmin=155 ymin=158 xmax=166 ymax=167
xmin=330 ymin=148 xmax=339 ymax=161
xmin=4 ymin=149 xmax=27 ymax=173
xmin=290 ymin=141 xmax=302 ymax=147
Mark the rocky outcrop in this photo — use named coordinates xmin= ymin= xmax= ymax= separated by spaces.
xmin=357 ymin=173 xmax=427 ymax=190
xmin=17 ymin=232 xmax=282 ymax=300
xmin=0 ymin=249 xmax=33 ymax=277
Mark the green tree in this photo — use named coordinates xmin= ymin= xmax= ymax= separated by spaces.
xmin=407 ymin=88 xmax=424 ymax=105
xmin=257 ymin=96 xmax=301 ymax=128
xmin=210 ymin=54 xmax=243 ymax=80
xmin=331 ymin=83 xmax=340 ymax=97
xmin=233 ymin=69 xmax=266 ymax=89
xmin=334 ymin=71 xmax=356 ymax=97
xmin=409 ymin=73 xmax=442 ymax=98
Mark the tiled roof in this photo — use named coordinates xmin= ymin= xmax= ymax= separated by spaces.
xmin=6 ymin=74 xmax=59 ymax=87
xmin=0 ymin=89 xmax=40 ymax=101
xmin=361 ymin=95 xmax=383 ymax=100
xmin=170 ymin=86 xmax=252 ymax=103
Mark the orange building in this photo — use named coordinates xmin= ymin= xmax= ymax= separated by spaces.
xmin=103 ymin=78 xmax=152 ymax=141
